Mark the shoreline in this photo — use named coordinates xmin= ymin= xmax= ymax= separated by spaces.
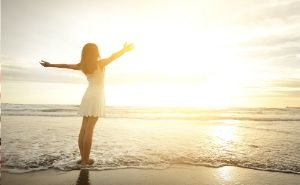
xmin=2 ymin=164 xmax=300 ymax=175
xmin=2 ymin=165 xmax=300 ymax=185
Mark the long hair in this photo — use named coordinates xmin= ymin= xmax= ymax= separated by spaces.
xmin=79 ymin=43 xmax=100 ymax=75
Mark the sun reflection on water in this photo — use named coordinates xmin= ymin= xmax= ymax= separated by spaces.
xmin=217 ymin=166 xmax=233 ymax=182
xmin=212 ymin=122 xmax=237 ymax=145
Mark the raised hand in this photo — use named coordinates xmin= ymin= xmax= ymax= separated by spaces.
xmin=123 ymin=42 xmax=134 ymax=52
xmin=40 ymin=60 xmax=50 ymax=67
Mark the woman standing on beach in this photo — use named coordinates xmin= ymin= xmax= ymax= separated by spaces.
xmin=40 ymin=42 xmax=134 ymax=165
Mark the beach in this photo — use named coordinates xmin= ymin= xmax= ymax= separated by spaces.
xmin=2 ymin=165 xmax=300 ymax=185
xmin=3 ymin=0 xmax=300 ymax=184
xmin=1 ymin=104 xmax=300 ymax=184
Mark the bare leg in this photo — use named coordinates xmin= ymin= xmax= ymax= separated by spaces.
xmin=78 ymin=117 xmax=88 ymax=160
xmin=81 ymin=116 xmax=98 ymax=165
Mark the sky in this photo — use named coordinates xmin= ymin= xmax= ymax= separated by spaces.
xmin=2 ymin=0 xmax=300 ymax=107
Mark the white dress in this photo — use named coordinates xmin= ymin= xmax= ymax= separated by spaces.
xmin=78 ymin=66 xmax=105 ymax=117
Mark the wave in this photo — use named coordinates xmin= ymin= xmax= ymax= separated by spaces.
xmin=2 ymin=158 xmax=300 ymax=175
xmin=2 ymin=112 xmax=300 ymax=122
xmin=2 ymin=149 xmax=300 ymax=174
xmin=2 ymin=104 xmax=300 ymax=121
xmin=2 ymin=108 xmax=77 ymax=113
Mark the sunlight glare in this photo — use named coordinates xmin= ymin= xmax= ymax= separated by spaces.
xmin=212 ymin=125 xmax=236 ymax=145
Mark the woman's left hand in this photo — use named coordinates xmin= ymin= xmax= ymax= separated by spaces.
xmin=123 ymin=42 xmax=134 ymax=52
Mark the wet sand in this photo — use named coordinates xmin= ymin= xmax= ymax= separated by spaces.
xmin=2 ymin=165 xmax=300 ymax=185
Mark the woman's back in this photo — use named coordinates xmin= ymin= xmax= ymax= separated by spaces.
xmin=78 ymin=64 xmax=105 ymax=117
xmin=85 ymin=66 xmax=105 ymax=87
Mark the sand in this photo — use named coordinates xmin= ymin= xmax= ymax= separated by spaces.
xmin=1 ymin=165 xmax=300 ymax=185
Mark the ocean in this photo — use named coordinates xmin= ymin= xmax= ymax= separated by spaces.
xmin=1 ymin=103 xmax=300 ymax=174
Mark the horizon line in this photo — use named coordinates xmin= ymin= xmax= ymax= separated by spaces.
xmin=2 ymin=102 xmax=299 ymax=109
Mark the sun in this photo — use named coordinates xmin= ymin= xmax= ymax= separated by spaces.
xmin=100 ymin=19 xmax=261 ymax=108
xmin=104 ymin=25 xmax=258 ymax=108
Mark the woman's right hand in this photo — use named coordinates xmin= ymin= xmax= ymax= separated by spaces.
xmin=40 ymin=60 xmax=50 ymax=67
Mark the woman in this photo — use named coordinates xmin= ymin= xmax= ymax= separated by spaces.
xmin=40 ymin=42 xmax=134 ymax=165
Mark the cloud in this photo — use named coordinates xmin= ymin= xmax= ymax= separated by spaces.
xmin=255 ymin=78 xmax=300 ymax=97
xmin=237 ymin=32 xmax=300 ymax=69
xmin=233 ymin=1 xmax=300 ymax=67
xmin=241 ymin=46 xmax=300 ymax=58
xmin=239 ymin=78 xmax=300 ymax=99
xmin=267 ymin=90 xmax=300 ymax=97
xmin=1 ymin=56 xmax=85 ymax=84
xmin=271 ymin=78 xmax=300 ymax=88
xmin=236 ymin=0 xmax=300 ymax=25
xmin=240 ymin=34 xmax=300 ymax=47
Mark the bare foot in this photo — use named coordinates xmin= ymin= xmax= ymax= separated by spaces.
xmin=79 ymin=158 xmax=94 ymax=165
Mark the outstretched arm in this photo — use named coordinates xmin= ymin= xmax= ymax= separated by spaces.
xmin=100 ymin=42 xmax=134 ymax=66
xmin=39 ymin=60 xmax=81 ymax=70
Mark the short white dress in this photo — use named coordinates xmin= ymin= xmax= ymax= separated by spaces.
xmin=78 ymin=66 xmax=105 ymax=117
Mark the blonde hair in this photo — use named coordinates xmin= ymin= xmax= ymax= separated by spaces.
xmin=79 ymin=43 xmax=100 ymax=75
